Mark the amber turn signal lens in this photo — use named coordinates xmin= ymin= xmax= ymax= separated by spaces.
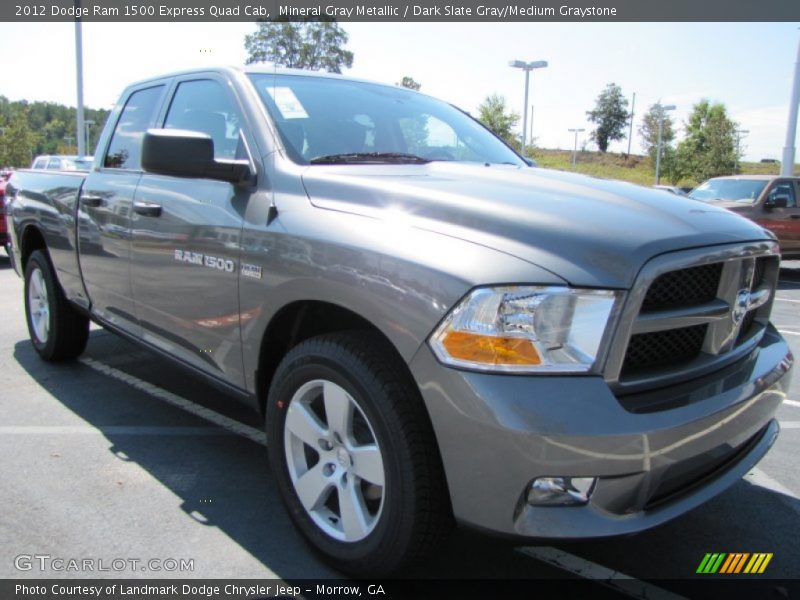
xmin=441 ymin=330 xmax=542 ymax=366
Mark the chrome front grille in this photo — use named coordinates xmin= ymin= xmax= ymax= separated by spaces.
xmin=604 ymin=242 xmax=780 ymax=395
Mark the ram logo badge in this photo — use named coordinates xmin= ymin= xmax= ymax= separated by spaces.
xmin=174 ymin=249 xmax=235 ymax=273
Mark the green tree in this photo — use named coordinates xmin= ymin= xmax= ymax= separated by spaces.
xmin=477 ymin=94 xmax=519 ymax=147
xmin=244 ymin=20 xmax=353 ymax=73
xmin=639 ymin=103 xmax=675 ymax=160
xmin=398 ymin=76 xmax=421 ymax=91
xmin=676 ymin=100 xmax=738 ymax=182
xmin=586 ymin=83 xmax=630 ymax=152
xmin=2 ymin=108 xmax=39 ymax=167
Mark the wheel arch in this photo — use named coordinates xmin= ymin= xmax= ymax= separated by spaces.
xmin=255 ymin=299 xmax=411 ymax=417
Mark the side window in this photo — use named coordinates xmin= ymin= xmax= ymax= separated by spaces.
xmin=104 ymin=85 xmax=164 ymax=170
xmin=768 ymin=182 xmax=796 ymax=207
xmin=47 ymin=158 xmax=61 ymax=170
xmin=164 ymin=79 xmax=244 ymax=160
xmin=32 ymin=158 xmax=47 ymax=169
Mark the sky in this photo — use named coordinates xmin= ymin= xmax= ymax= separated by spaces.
xmin=0 ymin=21 xmax=798 ymax=161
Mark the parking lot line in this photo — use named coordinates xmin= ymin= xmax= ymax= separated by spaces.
xmin=78 ymin=357 xmax=267 ymax=445
xmin=0 ymin=425 xmax=238 ymax=436
xmin=778 ymin=330 xmax=800 ymax=336
xmin=779 ymin=421 xmax=800 ymax=429
xmin=774 ymin=297 xmax=800 ymax=304
xmin=517 ymin=547 xmax=686 ymax=600
xmin=784 ymin=399 xmax=800 ymax=408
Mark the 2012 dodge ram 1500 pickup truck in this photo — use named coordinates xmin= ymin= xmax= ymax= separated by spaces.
xmin=6 ymin=67 xmax=794 ymax=576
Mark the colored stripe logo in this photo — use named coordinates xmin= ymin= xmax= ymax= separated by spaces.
xmin=697 ymin=553 xmax=773 ymax=574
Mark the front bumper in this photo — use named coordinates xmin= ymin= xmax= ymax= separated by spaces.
xmin=409 ymin=325 xmax=792 ymax=538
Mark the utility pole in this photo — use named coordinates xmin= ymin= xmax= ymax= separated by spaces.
xmin=734 ymin=129 xmax=749 ymax=174
xmin=74 ymin=3 xmax=86 ymax=158
xmin=626 ymin=92 xmax=636 ymax=156
xmin=655 ymin=104 xmax=676 ymax=185
xmin=568 ymin=128 xmax=585 ymax=170
xmin=781 ymin=33 xmax=800 ymax=176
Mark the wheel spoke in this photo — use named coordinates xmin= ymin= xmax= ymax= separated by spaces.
xmin=323 ymin=381 xmax=353 ymax=438
xmin=294 ymin=462 xmax=332 ymax=512
xmin=350 ymin=444 xmax=384 ymax=486
xmin=285 ymin=401 xmax=328 ymax=449
xmin=338 ymin=482 xmax=370 ymax=540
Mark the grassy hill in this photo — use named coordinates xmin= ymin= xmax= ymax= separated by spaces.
xmin=531 ymin=149 xmax=799 ymax=189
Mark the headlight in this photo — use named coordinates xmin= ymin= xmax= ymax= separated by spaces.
xmin=430 ymin=286 xmax=621 ymax=373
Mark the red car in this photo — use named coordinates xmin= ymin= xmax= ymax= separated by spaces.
xmin=0 ymin=171 xmax=11 ymax=251
xmin=689 ymin=175 xmax=800 ymax=259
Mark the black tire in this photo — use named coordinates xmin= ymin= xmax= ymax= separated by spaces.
xmin=24 ymin=249 xmax=89 ymax=361
xmin=266 ymin=331 xmax=452 ymax=576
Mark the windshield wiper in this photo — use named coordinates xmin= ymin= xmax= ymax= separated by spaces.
xmin=310 ymin=152 xmax=431 ymax=165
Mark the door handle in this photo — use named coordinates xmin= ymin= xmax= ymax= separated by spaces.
xmin=791 ymin=214 xmax=800 ymax=219
xmin=133 ymin=201 xmax=162 ymax=217
xmin=80 ymin=195 xmax=103 ymax=208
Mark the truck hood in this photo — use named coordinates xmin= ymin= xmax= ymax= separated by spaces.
xmin=301 ymin=163 xmax=771 ymax=288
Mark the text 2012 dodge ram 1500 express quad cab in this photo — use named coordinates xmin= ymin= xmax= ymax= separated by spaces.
xmin=6 ymin=67 xmax=793 ymax=576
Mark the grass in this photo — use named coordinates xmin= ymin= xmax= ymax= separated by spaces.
xmin=530 ymin=148 xmax=800 ymax=189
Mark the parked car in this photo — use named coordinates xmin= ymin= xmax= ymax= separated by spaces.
xmin=653 ymin=184 xmax=688 ymax=196
xmin=30 ymin=155 xmax=94 ymax=171
xmin=6 ymin=67 xmax=793 ymax=576
xmin=689 ymin=175 xmax=800 ymax=259
xmin=0 ymin=172 xmax=10 ymax=252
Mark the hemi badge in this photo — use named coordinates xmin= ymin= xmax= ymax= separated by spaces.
xmin=242 ymin=264 xmax=263 ymax=280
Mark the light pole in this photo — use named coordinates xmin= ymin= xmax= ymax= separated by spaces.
xmin=734 ymin=129 xmax=749 ymax=174
xmin=626 ymin=92 xmax=636 ymax=156
xmin=84 ymin=120 xmax=95 ymax=154
xmin=781 ymin=32 xmax=800 ymax=176
xmin=654 ymin=104 xmax=676 ymax=185
xmin=75 ymin=10 xmax=85 ymax=158
xmin=509 ymin=59 xmax=548 ymax=157
xmin=568 ymin=128 xmax=585 ymax=170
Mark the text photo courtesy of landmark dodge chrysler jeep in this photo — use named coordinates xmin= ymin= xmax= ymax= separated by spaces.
xmin=6 ymin=67 xmax=793 ymax=576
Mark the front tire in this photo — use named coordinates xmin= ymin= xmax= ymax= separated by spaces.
xmin=266 ymin=332 xmax=451 ymax=576
xmin=24 ymin=249 xmax=89 ymax=361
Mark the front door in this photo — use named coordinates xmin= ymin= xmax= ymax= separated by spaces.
xmin=755 ymin=179 xmax=800 ymax=256
xmin=130 ymin=76 xmax=252 ymax=387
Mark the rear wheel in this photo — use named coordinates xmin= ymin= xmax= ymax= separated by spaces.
xmin=266 ymin=331 xmax=451 ymax=576
xmin=24 ymin=249 xmax=89 ymax=361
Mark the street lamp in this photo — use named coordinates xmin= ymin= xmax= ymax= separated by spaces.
xmin=509 ymin=59 xmax=548 ymax=157
xmin=568 ymin=128 xmax=585 ymax=170
xmin=654 ymin=104 xmax=676 ymax=185
xmin=734 ymin=129 xmax=749 ymax=174
xmin=84 ymin=120 xmax=95 ymax=154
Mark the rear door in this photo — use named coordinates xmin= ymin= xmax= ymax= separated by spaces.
xmin=130 ymin=75 xmax=253 ymax=387
xmin=755 ymin=179 xmax=800 ymax=256
xmin=78 ymin=83 xmax=168 ymax=335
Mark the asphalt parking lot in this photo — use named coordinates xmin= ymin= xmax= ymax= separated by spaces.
xmin=1 ymin=253 xmax=798 ymax=594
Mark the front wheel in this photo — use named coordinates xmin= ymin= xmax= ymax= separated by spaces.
xmin=266 ymin=332 xmax=451 ymax=576
xmin=24 ymin=249 xmax=89 ymax=361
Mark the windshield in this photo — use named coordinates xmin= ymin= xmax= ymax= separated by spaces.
xmin=248 ymin=73 xmax=525 ymax=166
xmin=689 ymin=179 xmax=767 ymax=203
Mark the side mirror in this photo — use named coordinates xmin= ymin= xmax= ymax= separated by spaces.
xmin=764 ymin=195 xmax=789 ymax=210
xmin=523 ymin=157 xmax=537 ymax=167
xmin=141 ymin=129 xmax=252 ymax=185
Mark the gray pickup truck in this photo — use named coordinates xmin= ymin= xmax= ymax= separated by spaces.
xmin=7 ymin=66 xmax=793 ymax=576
